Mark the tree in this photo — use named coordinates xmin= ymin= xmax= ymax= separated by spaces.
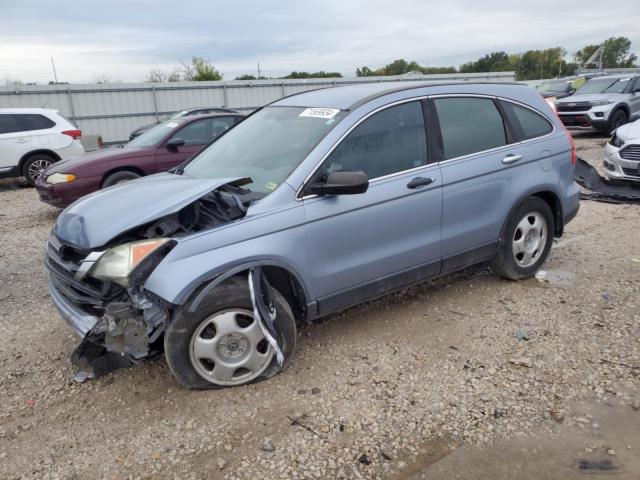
xmin=281 ymin=71 xmax=342 ymax=79
xmin=145 ymin=69 xmax=183 ymax=83
xmin=235 ymin=74 xmax=268 ymax=80
xmin=92 ymin=73 xmax=117 ymax=84
xmin=181 ymin=57 xmax=223 ymax=81
xmin=1 ymin=76 xmax=24 ymax=87
xmin=575 ymin=37 xmax=638 ymax=68
xmin=356 ymin=59 xmax=457 ymax=77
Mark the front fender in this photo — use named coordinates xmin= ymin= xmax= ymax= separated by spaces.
xmin=143 ymin=202 xmax=313 ymax=306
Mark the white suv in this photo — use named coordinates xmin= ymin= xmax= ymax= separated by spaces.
xmin=0 ymin=108 xmax=85 ymax=185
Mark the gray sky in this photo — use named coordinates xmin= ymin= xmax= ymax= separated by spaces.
xmin=1 ymin=0 xmax=639 ymax=84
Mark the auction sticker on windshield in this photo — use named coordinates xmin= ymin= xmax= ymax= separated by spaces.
xmin=299 ymin=108 xmax=341 ymax=119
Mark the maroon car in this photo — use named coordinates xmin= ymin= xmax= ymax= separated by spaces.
xmin=36 ymin=112 xmax=244 ymax=208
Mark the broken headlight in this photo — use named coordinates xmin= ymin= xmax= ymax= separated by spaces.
xmin=89 ymin=239 xmax=171 ymax=287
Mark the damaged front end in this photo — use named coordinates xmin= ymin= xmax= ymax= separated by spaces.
xmin=46 ymin=180 xmax=259 ymax=380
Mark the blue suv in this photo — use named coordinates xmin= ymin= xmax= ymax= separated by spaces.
xmin=46 ymin=82 xmax=580 ymax=388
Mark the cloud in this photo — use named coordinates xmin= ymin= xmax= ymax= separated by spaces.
xmin=0 ymin=0 xmax=638 ymax=83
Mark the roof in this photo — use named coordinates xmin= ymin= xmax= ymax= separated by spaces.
xmin=271 ymin=81 xmax=524 ymax=110
xmin=0 ymin=107 xmax=58 ymax=113
xmin=174 ymin=112 xmax=245 ymax=122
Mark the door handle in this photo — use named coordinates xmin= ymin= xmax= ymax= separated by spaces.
xmin=406 ymin=176 xmax=435 ymax=189
xmin=16 ymin=138 xmax=28 ymax=144
xmin=502 ymin=154 xmax=523 ymax=165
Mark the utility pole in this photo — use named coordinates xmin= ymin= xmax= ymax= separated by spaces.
xmin=51 ymin=57 xmax=58 ymax=83
xmin=257 ymin=62 xmax=261 ymax=79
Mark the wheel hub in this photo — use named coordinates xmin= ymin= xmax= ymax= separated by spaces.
xmin=218 ymin=333 xmax=248 ymax=359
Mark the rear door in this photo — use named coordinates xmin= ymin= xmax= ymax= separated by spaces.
xmin=155 ymin=117 xmax=235 ymax=171
xmin=0 ymin=114 xmax=31 ymax=171
xmin=433 ymin=96 xmax=533 ymax=272
xmin=16 ymin=113 xmax=57 ymax=148
xmin=302 ymin=100 xmax=443 ymax=315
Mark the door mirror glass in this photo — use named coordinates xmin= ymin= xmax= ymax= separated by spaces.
xmin=309 ymin=171 xmax=369 ymax=196
xmin=166 ymin=137 xmax=185 ymax=151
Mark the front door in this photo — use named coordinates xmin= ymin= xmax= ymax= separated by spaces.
xmin=0 ymin=114 xmax=30 ymax=171
xmin=302 ymin=100 xmax=442 ymax=315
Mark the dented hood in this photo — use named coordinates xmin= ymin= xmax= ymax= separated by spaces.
xmin=54 ymin=173 xmax=245 ymax=249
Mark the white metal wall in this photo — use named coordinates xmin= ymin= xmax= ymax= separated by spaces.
xmin=0 ymin=72 xmax=516 ymax=143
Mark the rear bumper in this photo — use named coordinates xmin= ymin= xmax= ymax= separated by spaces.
xmin=48 ymin=277 xmax=98 ymax=338
xmin=35 ymin=175 xmax=102 ymax=208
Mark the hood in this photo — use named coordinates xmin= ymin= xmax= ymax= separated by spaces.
xmin=45 ymin=146 xmax=150 ymax=175
xmin=556 ymin=92 xmax=626 ymax=104
xmin=54 ymin=173 xmax=245 ymax=249
xmin=615 ymin=118 xmax=640 ymax=142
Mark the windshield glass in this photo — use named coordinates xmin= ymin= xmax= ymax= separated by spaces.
xmin=127 ymin=121 xmax=180 ymax=147
xmin=538 ymin=80 xmax=571 ymax=93
xmin=576 ymin=77 xmax=631 ymax=94
xmin=183 ymin=106 xmax=346 ymax=194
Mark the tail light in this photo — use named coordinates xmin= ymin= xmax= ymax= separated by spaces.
xmin=542 ymin=94 xmax=575 ymax=165
xmin=62 ymin=129 xmax=82 ymax=139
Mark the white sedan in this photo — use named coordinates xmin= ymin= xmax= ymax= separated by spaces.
xmin=604 ymin=118 xmax=640 ymax=182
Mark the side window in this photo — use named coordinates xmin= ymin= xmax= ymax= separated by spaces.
xmin=0 ymin=114 xmax=24 ymax=134
xmin=211 ymin=117 xmax=235 ymax=138
xmin=320 ymin=101 xmax=427 ymax=180
xmin=500 ymin=101 xmax=553 ymax=141
xmin=18 ymin=114 xmax=56 ymax=131
xmin=434 ymin=97 xmax=507 ymax=160
xmin=171 ymin=119 xmax=213 ymax=145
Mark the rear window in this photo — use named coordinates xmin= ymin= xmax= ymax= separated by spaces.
xmin=18 ymin=114 xmax=56 ymax=131
xmin=434 ymin=97 xmax=507 ymax=160
xmin=0 ymin=114 xmax=23 ymax=134
xmin=500 ymin=101 xmax=553 ymax=141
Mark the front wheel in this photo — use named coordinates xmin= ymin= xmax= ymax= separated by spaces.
xmin=23 ymin=154 xmax=55 ymax=186
xmin=164 ymin=277 xmax=296 ymax=389
xmin=491 ymin=197 xmax=554 ymax=280
xmin=102 ymin=170 xmax=141 ymax=188
xmin=607 ymin=109 xmax=628 ymax=134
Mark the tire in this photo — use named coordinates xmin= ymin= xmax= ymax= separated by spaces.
xmin=102 ymin=170 xmax=141 ymax=188
xmin=22 ymin=154 xmax=55 ymax=186
xmin=607 ymin=109 xmax=628 ymax=134
xmin=491 ymin=197 xmax=554 ymax=280
xmin=164 ymin=277 xmax=297 ymax=389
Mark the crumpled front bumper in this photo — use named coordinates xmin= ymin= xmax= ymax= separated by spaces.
xmin=47 ymin=277 xmax=98 ymax=338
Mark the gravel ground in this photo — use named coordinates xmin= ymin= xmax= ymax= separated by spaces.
xmin=0 ymin=133 xmax=639 ymax=479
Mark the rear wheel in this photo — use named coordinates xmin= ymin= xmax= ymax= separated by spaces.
xmin=102 ymin=170 xmax=141 ymax=188
xmin=164 ymin=277 xmax=296 ymax=389
xmin=607 ymin=109 xmax=628 ymax=134
xmin=491 ymin=197 xmax=554 ymax=280
xmin=22 ymin=154 xmax=55 ymax=186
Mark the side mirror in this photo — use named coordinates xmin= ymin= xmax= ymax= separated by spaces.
xmin=166 ymin=138 xmax=185 ymax=151
xmin=309 ymin=171 xmax=369 ymax=196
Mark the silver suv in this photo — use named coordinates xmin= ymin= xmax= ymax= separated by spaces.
xmin=555 ymin=74 xmax=640 ymax=133
xmin=46 ymin=82 xmax=580 ymax=389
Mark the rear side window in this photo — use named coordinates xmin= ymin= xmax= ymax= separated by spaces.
xmin=0 ymin=114 xmax=23 ymax=134
xmin=434 ymin=97 xmax=507 ymax=160
xmin=321 ymin=101 xmax=428 ymax=180
xmin=500 ymin=101 xmax=552 ymax=141
xmin=18 ymin=114 xmax=56 ymax=131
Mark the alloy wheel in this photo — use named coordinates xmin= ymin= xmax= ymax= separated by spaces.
xmin=512 ymin=211 xmax=547 ymax=268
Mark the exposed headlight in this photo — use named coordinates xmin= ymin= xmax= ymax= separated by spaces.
xmin=610 ymin=133 xmax=625 ymax=148
xmin=89 ymin=238 xmax=170 ymax=286
xmin=47 ymin=173 xmax=76 ymax=184
xmin=590 ymin=100 xmax=614 ymax=106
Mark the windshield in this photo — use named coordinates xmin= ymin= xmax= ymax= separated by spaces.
xmin=576 ymin=77 xmax=631 ymax=95
xmin=538 ymin=80 xmax=571 ymax=93
xmin=183 ymin=106 xmax=346 ymax=193
xmin=127 ymin=120 xmax=180 ymax=147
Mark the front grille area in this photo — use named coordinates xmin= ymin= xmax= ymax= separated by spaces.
xmin=620 ymin=145 xmax=640 ymax=161
xmin=46 ymin=234 xmax=122 ymax=315
xmin=622 ymin=167 xmax=640 ymax=177
xmin=559 ymin=115 xmax=592 ymax=128
xmin=557 ymin=102 xmax=592 ymax=112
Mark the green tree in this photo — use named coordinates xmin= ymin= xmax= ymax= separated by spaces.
xmin=281 ymin=71 xmax=342 ymax=79
xmin=182 ymin=57 xmax=223 ymax=81
xmin=575 ymin=37 xmax=638 ymax=68
xmin=356 ymin=59 xmax=456 ymax=77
